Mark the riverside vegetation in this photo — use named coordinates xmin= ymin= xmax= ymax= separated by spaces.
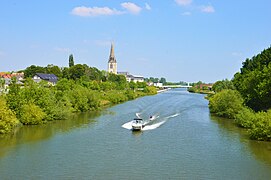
xmin=0 ymin=63 xmax=157 ymax=134
xmin=208 ymin=46 xmax=271 ymax=141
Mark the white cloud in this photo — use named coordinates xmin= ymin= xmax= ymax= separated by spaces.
xmin=182 ymin=11 xmax=191 ymax=16
xmin=71 ymin=6 xmax=123 ymax=17
xmin=201 ymin=5 xmax=215 ymax=13
xmin=121 ymin=2 xmax=142 ymax=14
xmin=175 ymin=0 xmax=192 ymax=6
xmin=145 ymin=3 xmax=151 ymax=10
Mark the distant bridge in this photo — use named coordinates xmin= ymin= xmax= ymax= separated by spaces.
xmin=162 ymin=85 xmax=192 ymax=88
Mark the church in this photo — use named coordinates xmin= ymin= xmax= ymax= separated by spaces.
xmin=107 ymin=43 xmax=144 ymax=83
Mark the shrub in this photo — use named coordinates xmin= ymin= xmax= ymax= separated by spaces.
xmin=0 ymin=96 xmax=20 ymax=134
xmin=235 ymin=107 xmax=256 ymax=128
xmin=209 ymin=89 xmax=244 ymax=119
xmin=20 ymin=103 xmax=46 ymax=125
xmin=248 ymin=110 xmax=271 ymax=141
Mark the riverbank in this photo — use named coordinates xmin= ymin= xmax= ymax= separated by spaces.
xmin=0 ymin=78 xmax=157 ymax=135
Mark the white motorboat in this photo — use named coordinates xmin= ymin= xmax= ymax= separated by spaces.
xmin=131 ymin=118 xmax=144 ymax=131
xmin=131 ymin=114 xmax=157 ymax=131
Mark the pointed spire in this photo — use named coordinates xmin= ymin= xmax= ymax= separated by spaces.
xmin=110 ymin=42 xmax=115 ymax=58
xmin=108 ymin=42 xmax=117 ymax=63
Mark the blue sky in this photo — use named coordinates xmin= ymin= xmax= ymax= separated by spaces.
xmin=1 ymin=0 xmax=271 ymax=82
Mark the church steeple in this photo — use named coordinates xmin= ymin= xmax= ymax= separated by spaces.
xmin=108 ymin=43 xmax=117 ymax=74
xmin=108 ymin=43 xmax=116 ymax=63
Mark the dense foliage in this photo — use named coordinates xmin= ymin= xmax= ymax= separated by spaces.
xmin=212 ymin=79 xmax=235 ymax=92
xmin=209 ymin=46 xmax=271 ymax=141
xmin=232 ymin=47 xmax=271 ymax=111
xmin=0 ymin=96 xmax=20 ymax=134
xmin=0 ymin=63 xmax=157 ymax=134
xmin=209 ymin=90 xmax=244 ymax=119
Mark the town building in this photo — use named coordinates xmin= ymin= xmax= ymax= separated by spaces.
xmin=118 ymin=72 xmax=144 ymax=83
xmin=33 ymin=73 xmax=58 ymax=86
xmin=107 ymin=43 xmax=144 ymax=82
xmin=0 ymin=72 xmax=24 ymax=92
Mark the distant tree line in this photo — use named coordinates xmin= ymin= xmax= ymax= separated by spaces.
xmin=208 ymin=46 xmax=271 ymax=141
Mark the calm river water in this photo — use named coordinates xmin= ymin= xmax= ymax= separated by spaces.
xmin=1 ymin=88 xmax=271 ymax=179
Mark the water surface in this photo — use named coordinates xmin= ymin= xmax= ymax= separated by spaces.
xmin=1 ymin=89 xmax=271 ymax=179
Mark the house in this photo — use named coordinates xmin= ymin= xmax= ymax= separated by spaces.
xmin=118 ymin=72 xmax=144 ymax=83
xmin=33 ymin=73 xmax=58 ymax=85
xmin=0 ymin=72 xmax=24 ymax=92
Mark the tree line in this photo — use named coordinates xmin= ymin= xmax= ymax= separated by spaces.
xmin=208 ymin=46 xmax=271 ymax=141
xmin=0 ymin=59 xmax=157 ymax=134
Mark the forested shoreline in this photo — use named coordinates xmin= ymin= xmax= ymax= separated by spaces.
xmin=208 ymin=46 xmax=271 ymax=141
xmin=0 ymin=63 xmax=157 ymax=134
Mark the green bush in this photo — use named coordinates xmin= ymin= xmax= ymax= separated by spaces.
xmin=235 ymin=107 xmax=256 ymax=128
xmin=104 ymin=90 xmax=128 ymax=104
xmin=0 ymin=96 xmax=20 ymax=134
xmin=125 ymin=90 xmax=137 ymax=100
xmin=20 ymin=103 xmax=46 ymax=125
xmin=209 ymin=89 xmax=244 ymax=119
xmin=143 ymin=86 xmax=157 ymax=95
xmin=248 ymin=110 xmax=271 ymax=141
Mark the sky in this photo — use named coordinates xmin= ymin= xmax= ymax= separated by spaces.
xmin=0 ymin=0 xmax=271 ymax=83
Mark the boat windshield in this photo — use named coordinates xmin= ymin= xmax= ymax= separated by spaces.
xmin=133 ymin=119 xmax=143 ymax=123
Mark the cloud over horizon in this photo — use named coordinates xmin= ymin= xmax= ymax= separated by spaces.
xmin=175 ymin=0 xmax=215 ymax=14
xmin=121 ymin=2 xmax=142 ymax=14
xmin=200 ymin=5 xmax=215 ymax=13
xmin=175 ymin=0 xmax=192 ymax=6
xmin=71 ymin=6 xmax=123 ymax=17
xmin=72 ymin=2 xmax=144 ymax=17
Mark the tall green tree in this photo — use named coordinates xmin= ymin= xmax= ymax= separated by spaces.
xmin=69 ymin=54 xmax=74 ymax=67
xmin=159 ymin=77 xmax=166 ymax=84
xmin=46 ymin=64 xmax=62 ymax=78
xmin=24 ymin=65 xmax=46 ymax=78
xmin=233 ymin=46 xmax=271 ymax=111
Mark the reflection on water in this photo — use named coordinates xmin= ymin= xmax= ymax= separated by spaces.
xmin=0 ymin=111 xmax=102 ymax=158
xmin=211 ymin=115 xmax=271 ymax=166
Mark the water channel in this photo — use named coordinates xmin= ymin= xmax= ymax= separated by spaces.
xmin=1 ymin=88 xmax=271 ymax=179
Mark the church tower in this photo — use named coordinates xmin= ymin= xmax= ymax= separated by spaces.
xmin=108 ymin=43 xmax=117 ymax=74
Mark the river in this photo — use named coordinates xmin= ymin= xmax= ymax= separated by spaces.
xmin=1 ymin=88 xmax=271 ymax=179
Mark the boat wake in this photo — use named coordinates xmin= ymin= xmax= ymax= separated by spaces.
xmin=122 ymin=113 xmax=180 ymax=131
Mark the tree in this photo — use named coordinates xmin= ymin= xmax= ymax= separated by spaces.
xmin=69 ymin=54 xmax=74 ymax=67
xmin=159 ymin=77 xmax=166 ymax=84
xmin=209 ymin=89 xmax=244 ymax=119
xmin=212 ymin=79 xmax=235 ymax=93
xmin=69 ymin=64 xmax=86 ymax=80
xmin=233 ymin=46 xmax=271 ymax=111
xmin=24 ymin=65 xmax=46 ymax=78
xmin=46 ymin=64 xmax=62 ymax=78
xmin=20 ymin=103 xmax=46 ymax=125
xmin=0 ymin=97 xmax=20 ymax=134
